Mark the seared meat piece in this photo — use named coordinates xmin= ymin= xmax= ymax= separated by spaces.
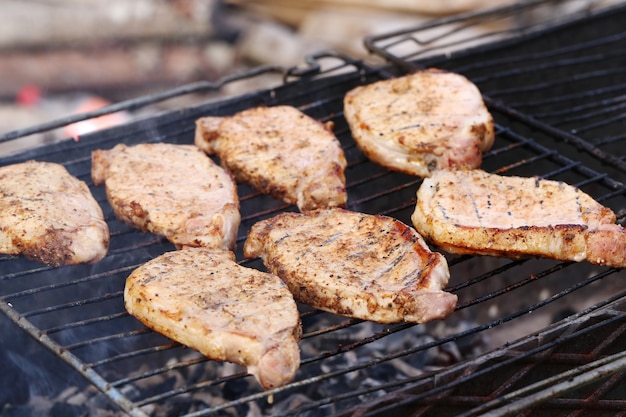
xmin=124 ymin=247 xmax=302 ymax=389
xmin=344 ymin=69 xmax=494 ymax=177
xmin=92 ymin=143 xmax=240 ymax=250
xmin=0 ymin=160 xmax=109 ymax=266
xmin=244 ymin=208 xmax=456 ymax=324
xmin=195 ymin=105 xmax=347 ymax=211
xmin=412 ymin=169 xmax=626 ymax=267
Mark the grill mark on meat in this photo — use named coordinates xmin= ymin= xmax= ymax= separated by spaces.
xmin=575 ymin=190 xmax=583 ymax=221
xmin=323 ymin=232 xmax=343 ymax=244
xmin=412 ymin=168 xmax=626 ymax=267
xmin=395 ymin=123 xmax=422 ymax=132
xmin=124 ymin=248 xmax=301 ymax=390
xmin=344 ymin=69 xmax=495 ymax=177
xmin=0 ymin=161 xmax=109 ymax=266
xmin=244 ymin=208 xmax=456 ymax=324
xmin=91 ymin=143 xmax=240 ymax=250
xmin=462 ymin=174 xmax=483 ymax=225
xmin=195 ymin=105 xmax=347 ymax=211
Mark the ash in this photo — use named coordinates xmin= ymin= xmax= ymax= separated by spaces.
xmin=141 ymin=323 xmax=483 ymax=417
xmin=0 ymin=307 xmax=487 ymax=417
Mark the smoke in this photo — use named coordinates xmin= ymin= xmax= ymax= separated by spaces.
xmin=5 ymin=350 xmax=55 ymax=399
xmin=0 ymin=312 xmax=87 ymax=411
xmin=0 ymin=349 xmax=29 ymax=408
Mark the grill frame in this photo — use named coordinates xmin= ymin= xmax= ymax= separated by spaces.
xmin=1 ymin=2 xmax=626 ymax=416
xmin=364 ymin=0 xmax=626 ymax=174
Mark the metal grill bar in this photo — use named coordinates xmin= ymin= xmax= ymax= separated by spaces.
xmin=0 ymin=299 xmax=150 ymax=417
xmin=340 ymin=288 xmax=626 ymax=417
xmin=1 ymin=5 xmax=625 ymax=417
xmin=1 ymin=92 xmax=623 ymax=416
xmin=365 ymin=1 xmax=626 ymax=174
xmin=0 ymin=50 xmax=367 ymax=146
xmin=45 ymin=312 xmax=129 ymax=335
xmin=106 ymin=351 xmax=211 ymax=387
xmin=484 ymin=98 xmax=626 ymax=173
xmin=0 ymin=67 xmax=282 ymax=143
xmin=364 ymin=0 xmax=558 ymax=61
xmin=285 ymin=264 xmax=624 ymax=416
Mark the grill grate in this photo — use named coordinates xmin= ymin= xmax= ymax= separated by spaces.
xmin=365 ymin=0 xmax=626 ymax=174
xmin=342 ymin=292 xmax=626 ymax=417
xmin=1 ymin=3 xmax=626 ymax=417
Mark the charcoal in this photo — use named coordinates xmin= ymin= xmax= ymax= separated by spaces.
xmin=49 ymin=402 xmax=88 ymax=417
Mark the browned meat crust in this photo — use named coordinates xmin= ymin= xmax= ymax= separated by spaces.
xmin=195 ymin=105 xmax=347 ymax=211
xmin=244 ymin=208 xmax=457 ymax=324
xmin=92 ymin=143 xmax=240 ymax=250
xmin=344 ymin=69 xmax=494 ymax=177
xmin=0 ymin=160 xmax=109 ymax=266
xmin=124 ymin=247 xmax=302 ymax=390
xmin=412 ymin=168 xmax=626 ymax=267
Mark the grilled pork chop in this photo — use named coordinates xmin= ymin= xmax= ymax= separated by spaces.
xmin=244 ymin=208 xmax=456 ymax=323
xmin=344 ymin=69 xmax=494 ymax=177
xmin=92 ymin=143 xmax=240 ymax=250
xmin=412 ymin=169 xmax=626 ymax=267
xmin=195 ymin=105 xmax=347 ymax=211
xmin=0 ymin=160 xmax=109 ymax=266
xmin=124 ymin=247 xmax=302 ymax=389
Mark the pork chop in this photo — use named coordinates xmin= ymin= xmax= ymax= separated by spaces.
xmin=343 ymin=69 xmax=494 ymax=177
xmin=0 ymin=160 xmax=109 ymax=266
xmin=92 ymin=143 xmax=240 ymax=250
xmin=124 ymin=247 xmax=301 ymax=389
xmin=195 ymin=105 xmax=347 ymax=211
xmin=412 ymin=168 xmax=626 ymax=267
xmin=244 ymin=208 xmax=456 ymax=324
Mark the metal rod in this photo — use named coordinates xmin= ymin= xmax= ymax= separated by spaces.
xmin=457 ymin=350 xmax=626 ymax=417
xmin=0 ymin=300 xmax=149 ymax=417
xmin=0 ymin=65 xmax=284 ymax=143
xmin=284 ymin=275 xmax=626 ymax=417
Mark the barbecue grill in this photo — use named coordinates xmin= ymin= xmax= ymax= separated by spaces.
xmin=1 ymin=1 xmax=625 ymax=416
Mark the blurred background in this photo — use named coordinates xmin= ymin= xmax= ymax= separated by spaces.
xmin=1 ymin=0 xmax=621 ymax=155
xmin=1 ymin=2 xmax=625 ymax=416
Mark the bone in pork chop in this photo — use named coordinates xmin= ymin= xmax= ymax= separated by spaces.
xmin=244 ymin=208 xmax=456 ymax=323
xmin=92 ymin=143 xmax=240 ymax=250
xmin=0 ymin=160 xmax=109 ymax=266
xmin=412 ymin=168 xmax=626 ymax=267
xmin=343 ymin=69 xmax=494 ymax=177
xmin=195 ymin=105 xmax=347 ymax=211
xmin=124 ymin=247 xmax=302 ymax=389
